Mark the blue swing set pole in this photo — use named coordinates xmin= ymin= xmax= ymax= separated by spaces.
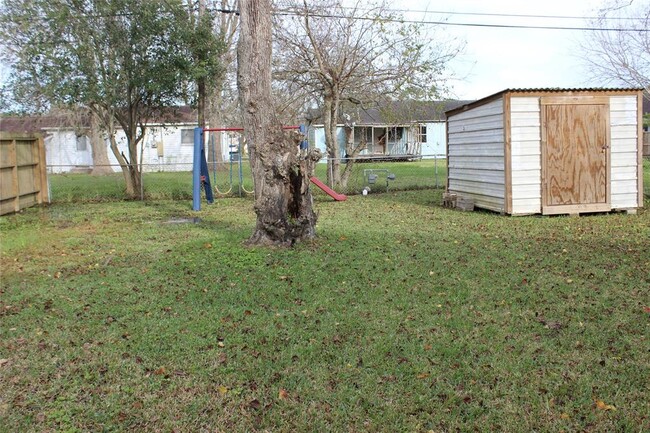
xmin=192 ymin=127 xmax=203 ymax=211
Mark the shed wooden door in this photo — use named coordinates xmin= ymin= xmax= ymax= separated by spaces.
xmin=541 ymin=97 xmax=611 ymax=215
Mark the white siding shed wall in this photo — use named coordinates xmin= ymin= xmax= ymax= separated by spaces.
xmin=510 ymin=97 xmax=542 ymax=214
xmin=447 ymin=97 xmax=505 ymax=212
xmin=609 ymin=95 xmax=639 ymax=209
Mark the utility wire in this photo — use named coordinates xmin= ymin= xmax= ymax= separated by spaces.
xmin=335 ymin=6 xmax=645 ymax=21
xmin=3 ymin=6 xmax=648 ymax=32
xmin=269 ymin=10 xmax=650 ymax=32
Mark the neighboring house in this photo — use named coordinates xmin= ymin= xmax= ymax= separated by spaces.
xmin=0 ymin=114 xmax=93 ymax=173
xmin=0 ymin=107 xmax=234 ymax=173
xmin=305 ymin=100 xmax=471 ymax=160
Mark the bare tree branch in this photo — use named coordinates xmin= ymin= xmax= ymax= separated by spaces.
xmin=579 ymin=0 xmax=649 ymax=95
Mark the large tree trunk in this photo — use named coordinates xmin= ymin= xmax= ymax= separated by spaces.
xmin=238 ymin=0 xmax=319 ymax=246
xmin=206 ymin=76 xmax=227 ymax=164
xmin=88 ymin=111 xmax=113 ymax=176
xmin=95 ymin=108 xmax=142 ymax=199
xmin=340 ymin=125 xmax=363 ymax=187
xmin=126 ymin=129 xmax=143 ymax=200
xmin=323 ymin=94 xmax=342 ymax=187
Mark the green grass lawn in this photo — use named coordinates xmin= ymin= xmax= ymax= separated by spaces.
xmin=46 ymin=159 xmax=649 ymax=204
xmin=1 ymin=190 xmax=649 ymax=432
xmin=47 ymin=159 xmax=448 ymax=202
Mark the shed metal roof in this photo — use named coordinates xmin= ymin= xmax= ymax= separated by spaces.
xmin=446 ymin=87 xmax=644 ymax=117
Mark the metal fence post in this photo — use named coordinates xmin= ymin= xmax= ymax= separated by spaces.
xmin=329 ymin=158 xmax=334 ymax=188
xmin=434 ymin=153 xmax=439 ymax=189
xmin=192 ymin=127 xmax=203 ymax=211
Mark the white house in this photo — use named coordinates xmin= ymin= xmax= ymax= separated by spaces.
xmin=306 ymin=100 xmax=470 ymax=160
xmin=1 ymin=108 xmax=239 ymax=173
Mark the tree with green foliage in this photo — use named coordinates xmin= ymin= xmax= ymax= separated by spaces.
xmin=1 ymin=0 xmax=223 ymax=198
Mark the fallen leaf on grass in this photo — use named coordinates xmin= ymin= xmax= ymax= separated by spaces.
xmin=595 ymin=400 xmax=616 ymax=411
xmin=217 ymin=385 xmax=228 ymax=396
xmin=248 ymin=399 xmax=261 ymax=410
xmin=560 ymin=412 xmax=570 ymax=420
xmin=153 ymin=367 xmax=166 ymax=376
xmin=416 ymin=373 xmax=430 ymax=379
xmin=278 ymin=388 xmax=289 ymax=400
xmin=0 ymin=359 xmax=9 ymax=367
xmin=643 ymin=306 xmax=650 ymax=314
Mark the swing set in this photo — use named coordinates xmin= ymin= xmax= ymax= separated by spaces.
xmin=192 ymin=126 xmax=346 ymax=211
xmin=207 ymin=127 xmax=254 ymax=197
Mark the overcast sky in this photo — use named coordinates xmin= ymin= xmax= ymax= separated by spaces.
xmin=396 ymin=0 xmax=607 ymax=100
xmin=0 ymin=0 xmax=632 ymax=106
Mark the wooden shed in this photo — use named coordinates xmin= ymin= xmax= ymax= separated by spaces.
xmin=445 ymin=88 xmax=644 ymax=215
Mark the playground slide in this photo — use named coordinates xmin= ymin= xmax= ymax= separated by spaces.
xmin=310 ymin=177 xmax=347 ymax=201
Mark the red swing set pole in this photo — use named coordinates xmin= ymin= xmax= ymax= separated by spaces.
xmin=203 ymin=125 xmax=300 ymax=132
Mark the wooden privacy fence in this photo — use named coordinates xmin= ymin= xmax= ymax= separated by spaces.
xmin=0 ymin=133 xmax=49 ymax=215
xmin=644 ymin=132 xmax=649 ymax=157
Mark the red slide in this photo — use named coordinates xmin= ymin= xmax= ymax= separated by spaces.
xmin=310 ymin=177 xmax=347 ymax=201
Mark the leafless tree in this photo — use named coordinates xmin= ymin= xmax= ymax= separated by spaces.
xmin=580 ymin=0 xmax=649 ymax=95
xmin=205 ymin=1 xmax=240 ymax=162
xmin=273 ymin=0 xmax=461 ymax=187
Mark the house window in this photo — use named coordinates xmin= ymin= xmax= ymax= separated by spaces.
xmin=76 ymin=135 xmax=88 ymax=151
xmin=181 ymin=128 xmax=194 ymax=146
xmin=418 ymin=125 xmax=427 ymax=143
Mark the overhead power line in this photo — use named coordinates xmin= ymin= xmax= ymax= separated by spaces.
xmin=3 ymin=6 xmax=647 ymax=32
xmin=269 ymin=9 xmax=650 ymax=32
xmin=336 ymin=6 xmax=645 ymax=21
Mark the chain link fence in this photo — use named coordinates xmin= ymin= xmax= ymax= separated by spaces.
xmin=314 ymin=156 xmax=447 ymax=196
xmin=46 ymin=155 xmax=650 ymax=204
xmin=45 ymin=156 xmax=448 ymax=203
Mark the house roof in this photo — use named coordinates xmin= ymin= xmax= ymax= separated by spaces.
xmin=0 ymin=114 xmax=90 ymax=134
xmin=305 ymin=100 xmax=472 ymax=126
xmin=447 ymin=87 xmax=645 ymax=117
xmin=0 ymin=106 xmax=199 ymax=134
